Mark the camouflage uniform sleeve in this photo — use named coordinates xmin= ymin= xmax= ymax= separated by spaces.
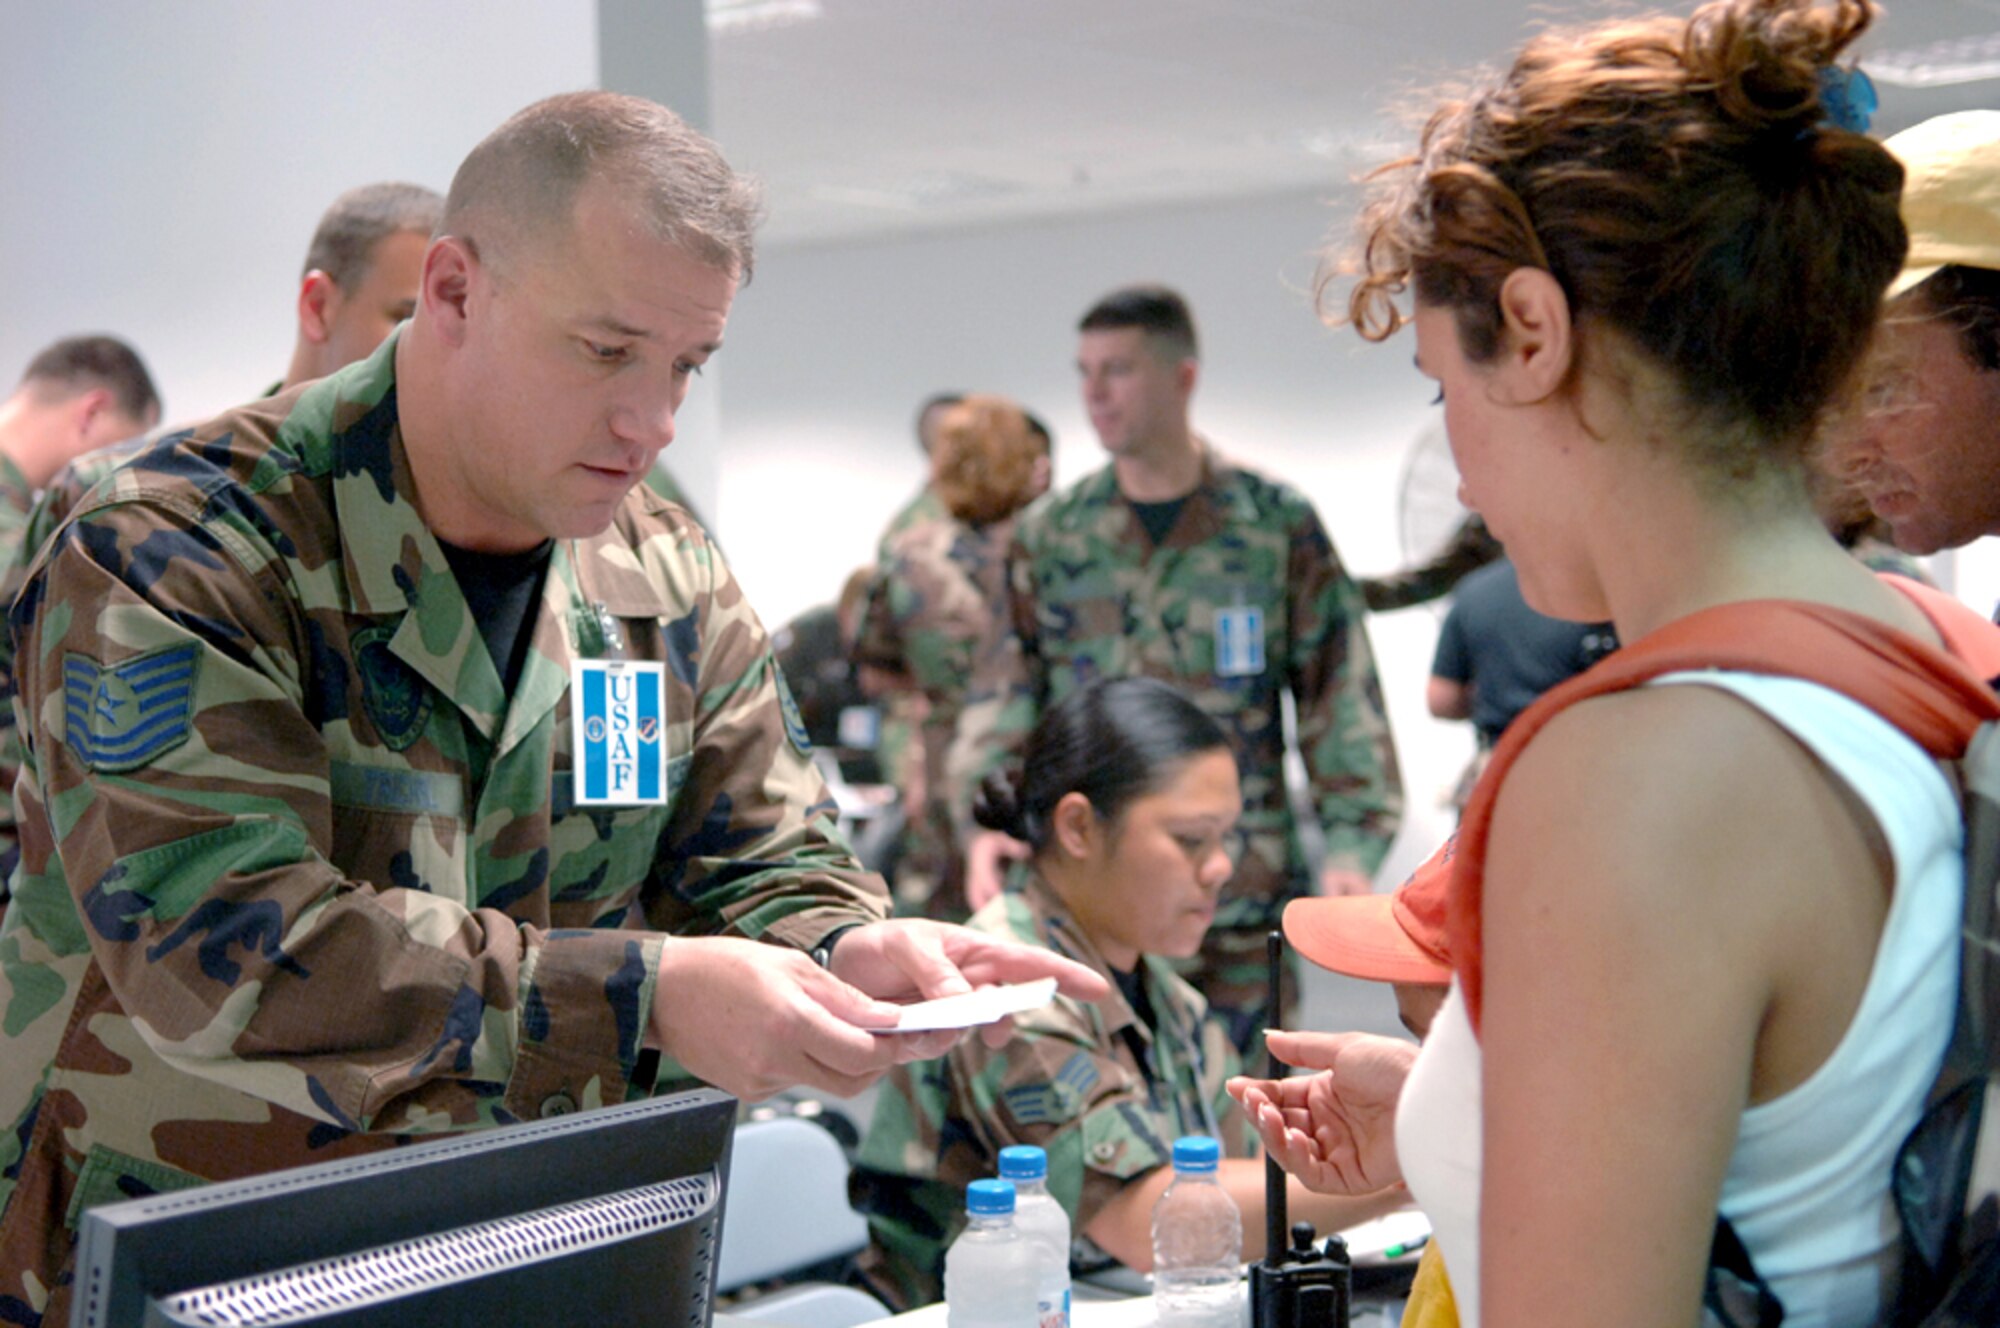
xmin=1357 ymin=513 xmax=1502 ymax=612
xmin=13 ymin=497 xmax=654 ymax=1133
xmin=636 ymin=520 xmax=888 ymax=953
xmin=0 ymin=463 xmax=35 ymax=586
xmin=957 ymin=1010 xmax=1174 ymax=1235
xmin=1286 ymin=501 xmax=1403 ymax=878
xmin=0 ymin=483 xmax=43 ymax=898
xmin=944 ymin=531 xmax=1042 ymax=834
xmin=850 ymin=561 xmax=907 ymax=680
xmin=1 ymin=456 xmax=143 ymax=910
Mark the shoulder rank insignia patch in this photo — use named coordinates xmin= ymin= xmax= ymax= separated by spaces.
xmin=1054 ymin=1051 xmax=1102 ymax=1103
xmin=772 ymin=657 xmax=813 ymax=756
xmin=1002 ymin=1082 xmax=1061 ymax=1127
xmin=63 ymin=641 xmax=202 ymax=772
xmin=1000 ymin=1053 xmax=1103 ymax=1129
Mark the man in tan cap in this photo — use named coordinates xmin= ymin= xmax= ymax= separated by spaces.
xmin=1837 ymin=110 xmax=2000 ymax=557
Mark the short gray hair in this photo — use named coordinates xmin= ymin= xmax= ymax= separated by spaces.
xmin=444 ymin=91 xmax=762 ymax=282
xmin=302 ymin=182 xmax=444 ymax=288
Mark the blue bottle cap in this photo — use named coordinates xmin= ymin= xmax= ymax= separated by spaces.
xmin=967 ymin=1178 xmax=1017 ymax=1216
xmin=1171 ymin=1135 xmax=1220 ymax=1173
xmin=997 ymin=1145 xmax=1048 ymax=1181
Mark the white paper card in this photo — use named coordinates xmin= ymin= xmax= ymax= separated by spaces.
xmin=880 ymin=978 xmax=1059 ymax=1033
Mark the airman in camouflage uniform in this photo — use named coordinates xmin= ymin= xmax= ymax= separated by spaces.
xmin=0 ymin=437 xmax=155 ymax=901
xmin=873 ymin=393 xmax=968 ymax=562
xmin=849 ymin=869 xmax=1252 ymax=1310
xmin=952 ymin=287 xmax=1401 ymax=1054
xmin=856 ymin=514 xmax=1010 ymax=917
xmin=0 ymin=337 xmax=163 ymax=920
xmin=878 ymin=484 xmax=948 ymax=558
xmin=0 ymin=95 xmax=1099 ymax=1325
xmin=0 ymin=190 xmax=435 ymax=930
xmin=956 ymin=457 xmax=1402 ymax=1047
xmin=865 ymin=395 xmax=967 ymax=820
xmin=868 ymin=492 xmax=947 ymax=817
xmin=854 ymin=395 xmax=1048 ymax=920
xmin=0 ymin=333 xmax=892 ymax=1320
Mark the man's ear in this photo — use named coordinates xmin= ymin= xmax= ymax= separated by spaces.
xmin=296 ymin=271 xmax=339 ymax=345
xmin=1050 ymin=791 xmax=1099 ymax=861
xmin=67 ymin=387 xmax=114 ymax=443
xmin=421 ymin=237 xmax=478 ymax=348
xmin=1175 ymin=357 xmax=1198 ymax=400
xmin=1493 ymin=267 xmax=1574 ymax=404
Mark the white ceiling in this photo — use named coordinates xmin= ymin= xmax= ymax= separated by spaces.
xmin=707 ymin=0 xmax=2000 ymax=249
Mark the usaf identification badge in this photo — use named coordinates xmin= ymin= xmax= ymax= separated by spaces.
xmin=62 ymin=641 xmax=202 ymax=772
xmin=1213 ymin=605 xmax=1266 ymax=678
xmin=570 ymin=659 xmax=668 ymax=806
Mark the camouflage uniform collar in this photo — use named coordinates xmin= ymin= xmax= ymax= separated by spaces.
xmin=1018 ymin=867 xmax=1192 ymax=1045
xmin=0 ymin=450 xmax=35 ymax=516
xmin=289 ymin=333 xmax=579 ymax=742
xmin=563 ymin=510 xmax=676 ymax=622
xmin=1089 ymin=438 xmax=1241 ymax=550
xmin=294 ymin=332 xmax=446 ymax=621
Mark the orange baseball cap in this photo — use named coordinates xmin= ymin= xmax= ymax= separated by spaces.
xmin=1283 ymin=837 xmax=1455 ymax=985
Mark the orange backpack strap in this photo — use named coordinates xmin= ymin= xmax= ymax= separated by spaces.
xmin=1447 ymin=596 xmax=2000 ymax=1033
xmin=1882 ymin=574 xmax=2000 ymax=683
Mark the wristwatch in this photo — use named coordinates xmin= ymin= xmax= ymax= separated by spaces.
xmin=811 ymin=924 xmax=864 ymax=970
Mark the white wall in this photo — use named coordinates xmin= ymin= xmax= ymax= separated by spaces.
xmin=719 ymin=188 xmax=1470 ymax=883
xmin=0 ymin=1 xmax=599 ymax=421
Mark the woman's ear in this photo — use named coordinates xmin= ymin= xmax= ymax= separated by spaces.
xmin=1050 ymin=791 xmax=1099 ymax=861
xmin=1493 ymin=267 xmax=1574 ymax=404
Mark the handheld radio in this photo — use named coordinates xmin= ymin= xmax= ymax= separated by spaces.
xmin=1248 ymin=930 xmax=1351 ymax=1328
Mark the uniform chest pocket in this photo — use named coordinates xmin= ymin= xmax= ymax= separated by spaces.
xmin=1172 ymin=581 xmax=1279 ymax=680
xmin=545 ymin=800 xmax=670 ymax=920
xmin=328 ymin=762 xmax=468 ymax=904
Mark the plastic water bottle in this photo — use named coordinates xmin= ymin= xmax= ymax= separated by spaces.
xmin=945 ymin=1178 xmax=1039 ymax=1328
xmin=998 ymin=1145 xmax=1071 ymax=1328
xmin=1151 ymin=1136 xmax=1243 ymax=1328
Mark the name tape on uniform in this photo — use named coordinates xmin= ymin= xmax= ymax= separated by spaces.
xmin=571 ymin=659 xmax=668 ymax=806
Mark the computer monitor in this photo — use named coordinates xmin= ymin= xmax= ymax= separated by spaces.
xmin=70 ymin=1087 xmax=736 ymax=1328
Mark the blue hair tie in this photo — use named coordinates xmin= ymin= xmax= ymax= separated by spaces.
xmin=1817 ymin=65 xmax=1877 ymax=135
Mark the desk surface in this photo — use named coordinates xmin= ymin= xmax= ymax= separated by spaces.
xmin=850 ymin=1285 xmax=1407 ymax=1328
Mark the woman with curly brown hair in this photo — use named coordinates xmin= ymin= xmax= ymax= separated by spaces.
xmin=1228 ymin=2 xmax=2000 ymax=1324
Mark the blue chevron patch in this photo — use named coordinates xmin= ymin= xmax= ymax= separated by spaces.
xmin=1054 ymin=1051 xmax=1101 ymax=1102
xmin=63 ymin=642 xmax=201 ymax=771
xmin=1002 ymin=1083 xmax=1061 ymax=1126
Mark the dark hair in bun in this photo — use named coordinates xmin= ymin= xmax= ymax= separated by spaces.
xmin=973 ymin=677 xmax=1231 ymax=854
